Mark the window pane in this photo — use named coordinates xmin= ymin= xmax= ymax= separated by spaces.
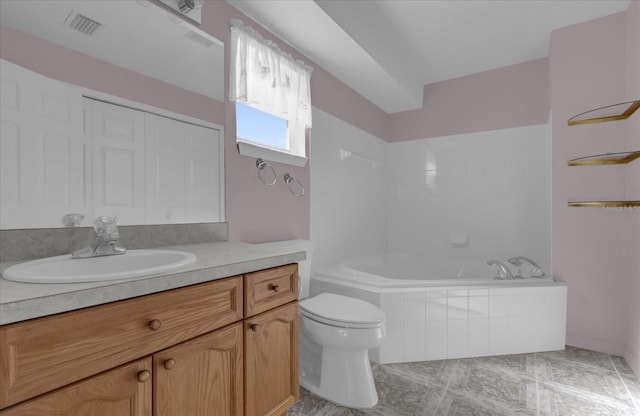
xmin=236 ymin=103 xmax=288 ymax=150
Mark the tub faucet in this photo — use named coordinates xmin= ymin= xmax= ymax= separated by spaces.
xmin=508 ymin=256 xmax=545 ymax=278
xmin=72 ymin=216 xmax=126 ymax=258
xmin=487 ymin=260 xmax=514 ymax=280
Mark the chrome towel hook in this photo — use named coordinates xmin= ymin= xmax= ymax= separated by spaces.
xmin=284 ymin=173 xmax=305 ymax=197
xmin=256 ymin=158 xmax=277 ymax=186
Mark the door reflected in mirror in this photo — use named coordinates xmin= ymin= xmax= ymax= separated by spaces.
xmin=0 ymin=0 xmax=225 ymax=230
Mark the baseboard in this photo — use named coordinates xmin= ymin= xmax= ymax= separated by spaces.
xmin=566 ymin=333 xmax=625 ymax=356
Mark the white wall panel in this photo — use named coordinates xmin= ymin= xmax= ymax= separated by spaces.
xmin=309 ymin=108 xmax=388 ymax=274
xmin=387 ymin=124 xmax=551 ymax=276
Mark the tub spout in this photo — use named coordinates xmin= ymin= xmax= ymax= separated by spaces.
xmin=487 ymin=260 xmax=514 ymax=280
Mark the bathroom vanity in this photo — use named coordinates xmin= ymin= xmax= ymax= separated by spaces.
xmin=0 ymin=242 xmax=302 ymax=416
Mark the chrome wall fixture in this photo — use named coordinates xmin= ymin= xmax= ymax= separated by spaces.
xmin=256 ymin=158 xmax=277 ymax=186
xmin=178 ymin=0 xmax=197 ymax=13
xmin=284 ymin=173 xmax=305 ymax=197
xmin=254 ymin=158 xmax=306 ymax=197
xmin=157 ymin=0 xmax=204 ymax=24
xmin=339 ymin=147 xmax=379 ymax=168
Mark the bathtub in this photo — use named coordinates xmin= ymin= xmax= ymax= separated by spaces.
xmin=311 ymin=254 xmax=567 ymax=364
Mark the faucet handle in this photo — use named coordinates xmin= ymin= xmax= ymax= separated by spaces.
xmin=508 ymin=257 xmax=523 ymax=266
xmin=94 ymin=216 xmax=118 ymax=236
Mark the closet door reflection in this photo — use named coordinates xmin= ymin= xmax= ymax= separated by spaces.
xmin=89 ymin=99 xmax=145 ymax=225
xmin=146 ymin=114 xmax=222 ymax=224
xmin=0 ymin=60 xmax=85 ymax=229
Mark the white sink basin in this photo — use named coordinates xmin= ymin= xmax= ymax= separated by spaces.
xmin=2 ymin=250 xmax=197 ymax=284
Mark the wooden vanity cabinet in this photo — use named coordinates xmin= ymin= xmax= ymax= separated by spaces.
xmin=244 ymin=265 xmax=299 ymax=416
xmin=0 ymin=276 xmax=243 ymax=409
xmin=2 ymin=359 xmax=152 ymax=416
xmin=245 ymin=303 xmax=299 ymax=416
xmin=154 ymin=323 xmax=243 ymax=416
xmin=0 ymin=264 xmax=299 ymax=416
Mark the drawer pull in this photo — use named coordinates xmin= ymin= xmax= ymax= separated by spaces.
xmin=137 ymin=370 xmax=150 ymax=382
xmin=148 ymin=319 xmax=162 ymax=331
xmin=268 ymin=283 xmax=280 ymax=293
xmin=163 ymin=359 xmax=176 ymax=370
xmin=249 ymin=323 xmax=258 ymax=332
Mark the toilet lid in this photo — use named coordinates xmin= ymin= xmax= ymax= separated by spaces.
xmin=299 ymin=293 xmax=385 ymax=329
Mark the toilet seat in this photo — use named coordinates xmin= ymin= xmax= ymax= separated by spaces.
xmin=299 ymin=293 xmax=385 ymax=329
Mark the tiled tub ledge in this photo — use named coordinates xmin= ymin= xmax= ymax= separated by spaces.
xmin=313 ymin=266 xmax=567 ymax=363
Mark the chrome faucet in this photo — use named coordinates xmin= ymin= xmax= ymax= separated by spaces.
xmin=508 ymin=256 xmax=545 ymax=278
xmin=487 ymin=260 xmax=515 ymax=280
xmin=72 ymin=216 xmax=126 ymax=258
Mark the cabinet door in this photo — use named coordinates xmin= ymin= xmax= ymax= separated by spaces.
xmin=88 ymin=98 xmax=145 ymax=224
xmin=245 ymin=302 xmax=299 ymax=416
xmin=154 ymin=323 xmax=243 ymax=416
xmin=2 ymin=358 xmax=151 ymax=416
xmin=0 ymin=59 xmax=85 ymax=229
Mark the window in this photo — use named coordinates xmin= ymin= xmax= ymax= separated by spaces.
xmin=235 ymin=103 xmax=287 ymax=150
xmin=229 ymin=19 xmax=312 ymax=167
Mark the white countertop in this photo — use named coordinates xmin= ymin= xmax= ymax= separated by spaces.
xmin=0 ymin=241 xmax=305 ymax=325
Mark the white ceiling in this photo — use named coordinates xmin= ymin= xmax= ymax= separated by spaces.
xmin=0 ymin=0 xmax=225 ymax=102
xmin=228 ymin=0 xmax=632 ymax=113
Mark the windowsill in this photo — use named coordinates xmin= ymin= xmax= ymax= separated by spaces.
xmin=237 ymin=139 xmax=308 ymax=167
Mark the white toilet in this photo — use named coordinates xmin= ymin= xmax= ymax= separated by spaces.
xmin=259 ymin=240 xmax=385 ymax=408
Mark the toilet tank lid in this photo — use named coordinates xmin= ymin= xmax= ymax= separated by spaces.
xmin=300 ymin=293 xmax=384 ymax=325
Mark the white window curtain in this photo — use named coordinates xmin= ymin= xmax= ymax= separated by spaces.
xmin=229 ymin=19 xmax=313 ymax=128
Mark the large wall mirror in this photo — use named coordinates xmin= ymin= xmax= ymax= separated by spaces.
xmin=0 ymin=0 xmax=225 ymax=230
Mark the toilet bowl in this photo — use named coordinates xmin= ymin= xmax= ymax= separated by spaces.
xmin=299 ymin=292 xmax=385 ymax=408
xmin=258 ymin=240 xmax=386 ymax=408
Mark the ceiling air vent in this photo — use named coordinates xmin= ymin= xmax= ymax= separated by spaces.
xmin=184 ymin=30 xmax=216 ymax=48
xmin=68 ymin=13 xmax=101 ymax=35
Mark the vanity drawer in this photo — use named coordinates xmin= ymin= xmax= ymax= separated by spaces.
xmin=244 ymin=264 xmax=298 ymax=317
xmin=0 ymin=276 xmax=242 ymax=409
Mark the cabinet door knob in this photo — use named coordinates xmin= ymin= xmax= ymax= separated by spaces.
xmin=163 ymin=359 xmax=176 ymax=370
xmin=137 ymin=370 xmax=150 ymax=382
xmin=249 ymin=323 xmax=258 ymax=332
xmin=148 ymin=319 xmax=162 ymax=331
xmin=268 ymin=283 xmax=280 ymax=293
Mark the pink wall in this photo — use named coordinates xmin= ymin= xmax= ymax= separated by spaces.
xmin=387 ymin=58 xmax=549 ymax=142
xmin=3 ymin=5 xmax=638 ymax=364
xmin=624 ymin=0 xmax=640 ymax=374
xmin=0 ymin=1 xmax=389 ymax=244
xmin=0 ymin=25 xmax=224 ymax=126
xmin=550 ymin=11 xmax=632 ymax=357
xmin=199 ymin=1 xmax=389 ymax=242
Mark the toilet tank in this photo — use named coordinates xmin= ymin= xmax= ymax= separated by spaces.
xmin=257 ymin=240 xmax=315 ymax=299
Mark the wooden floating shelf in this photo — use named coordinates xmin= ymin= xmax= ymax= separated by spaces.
xmin=568 ymin=100 xmax=640 ymax=126
xmin=567 ymin=151 xmax=640 ymax=166
xmin=568 ymin=200 xmax=640 ymax=207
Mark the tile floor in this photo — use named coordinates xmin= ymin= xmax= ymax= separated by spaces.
xmin=288 ymin=347 xmax=640 ymax=416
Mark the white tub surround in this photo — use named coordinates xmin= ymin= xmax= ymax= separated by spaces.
xmin=312 ymin=255 xmax=567 ymax=364
xmin=387 ymin=124 xmax=551 ymax=275
xmin=0 ymin=242 xmax=305 ymax=325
